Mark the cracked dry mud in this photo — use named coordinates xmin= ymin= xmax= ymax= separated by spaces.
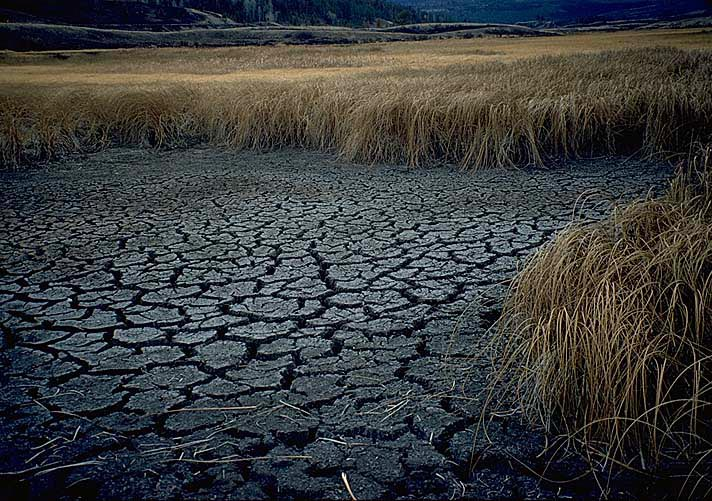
xmin=1 ymin=148 xmax=671 ymax=500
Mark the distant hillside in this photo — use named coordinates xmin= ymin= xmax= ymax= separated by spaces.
xmin=0 ymin=0 xmax=421 ymax=28
xmin=392 ymin=1 xmax=711 ymax=24
xmin=0 ymin=21 xmax=557 ymax=52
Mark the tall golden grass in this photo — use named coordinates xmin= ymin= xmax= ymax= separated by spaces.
xmin=2 ymin=44 xmax=712 ymax=168
xmin=491 ymin=146 xmax=712 ymax=492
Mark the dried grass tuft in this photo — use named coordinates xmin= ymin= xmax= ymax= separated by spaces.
xmin=491 ymin=146 xmax=712 ymax=492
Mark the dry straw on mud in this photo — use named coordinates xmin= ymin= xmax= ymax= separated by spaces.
xmin=2 ymin=47 xmax=712 ymax=167
xmin=491 ymin=146 xmax=712 ymax=491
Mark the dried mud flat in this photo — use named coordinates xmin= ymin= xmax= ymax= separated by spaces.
xmin=0 ymin=148 xmax=672 ymax=500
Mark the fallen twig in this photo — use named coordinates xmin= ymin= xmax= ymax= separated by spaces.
xmin=161 ymin=406 xmax=258 ymax=414
xmin=342 ymin=472 xmax=357 ymax=501
xmin=165 ymin=455 xmax=312 ymax=465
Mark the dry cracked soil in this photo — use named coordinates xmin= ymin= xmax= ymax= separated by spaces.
xmin=0 ymin=148 xmax=673 ymax=500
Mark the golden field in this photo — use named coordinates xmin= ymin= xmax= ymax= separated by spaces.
xmin=2 ymin=28 xmax=712 ymax=167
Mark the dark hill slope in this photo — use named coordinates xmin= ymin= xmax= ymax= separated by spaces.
xmin=0 ymin=0 xmax=420 ymax=28
xmin=0 ymin=21 xmax=554 ymax=52
xmin=391 ymin=1 xmax=710 ymax=23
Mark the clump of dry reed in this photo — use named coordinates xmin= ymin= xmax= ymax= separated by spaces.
xmin=491 ymin=146 xmax=712 ymax=489
xmin=1 ymin=47 xmax=711 ymax=168
xmin=0 ymin=87 xmax=199 ymax=165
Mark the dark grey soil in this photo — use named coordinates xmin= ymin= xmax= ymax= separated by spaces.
xmin=0 ymin=148 xmax=673 ymax=500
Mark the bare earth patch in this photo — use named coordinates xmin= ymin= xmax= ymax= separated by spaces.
xmin=0 ymin=148 xmax=673 ymax=499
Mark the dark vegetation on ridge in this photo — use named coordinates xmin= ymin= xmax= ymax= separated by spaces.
xmin=392 ymin=0 xmax=711 ymax=24
xmin=0 ymin=0 xmax=421 ymax=28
